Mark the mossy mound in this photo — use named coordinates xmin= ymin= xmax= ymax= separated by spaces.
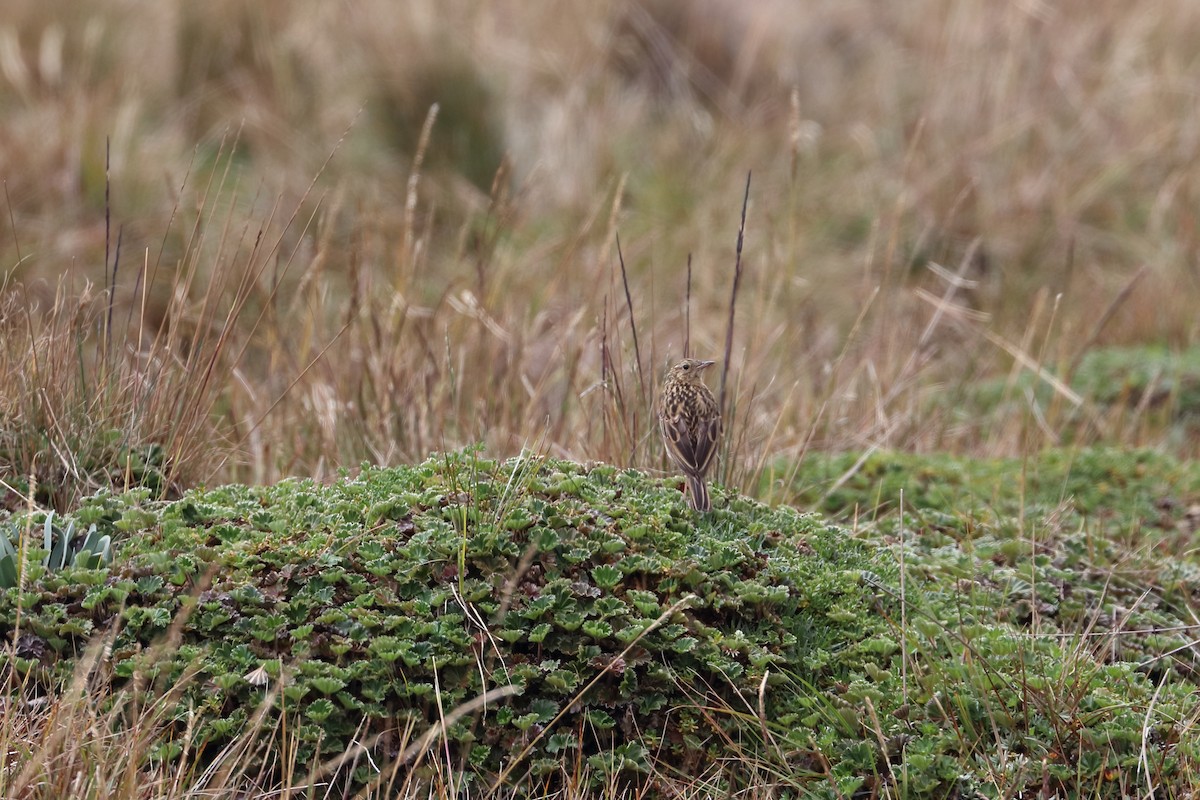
xmin=5 ymin=448 xmax=1199 ymax=796
xmin=2 ymin=451 xmax=891 ymax=794
xmin=950 ymin=346 xmax=1200 ymax=446
xmin=1073 ymin=346 xmax=1200 ymax=415
xmin=787 ymin=447 xmax=1200 ymax=794
xmin=793 ymin=447 xmax=1200 ymax=663
xmin=798 ymin=446 xmax=1200 ymax=525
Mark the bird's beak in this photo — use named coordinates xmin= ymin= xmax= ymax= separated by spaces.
xmin=698 ymin=360 xmax=716 ymax=370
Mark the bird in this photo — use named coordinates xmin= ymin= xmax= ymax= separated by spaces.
xmin=657 ymin=358 xmax=722 ymax=511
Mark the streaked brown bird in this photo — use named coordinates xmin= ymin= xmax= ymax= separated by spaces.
xmin=658 ymin=358 xmax=722 ymax=511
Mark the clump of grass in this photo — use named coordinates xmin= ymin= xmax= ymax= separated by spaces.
xmin=9 ymin=1 xmax=1200 ymax=499
xmin=9 ymin=1 xmax=1200 ymax=486
xmin=0 ymin=134 xmax=308 ymax=511
xmin=0 ymin=275 xmax=212 ymax=510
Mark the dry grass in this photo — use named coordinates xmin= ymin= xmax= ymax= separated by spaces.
xmin=5 ymin=1 xmax=1200 ymax=508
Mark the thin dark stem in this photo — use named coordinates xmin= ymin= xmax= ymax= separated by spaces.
xmin=684 ymin=253 xmax=692 ymax=359
xmin=719 ymin=172 xmax=751 ymax=418
xmin=104 ymin=137 xmax=111 ymax=286
xmin=107 ymin=226 xmax=123 ymax=365
xmin=104 ymin=137 xmax=111 ymax=361
xmin=124 ymin=246 xmax=146 ymax=339
xmin=601 ymin=302 xmax=609 ymax=457
xmin=601 ymin=295 xmax=629 ymax=458
xmin=615 ymin=232 xmax=646 ymax=404
xmin=601 ymin=300 xmax=608 ymax=386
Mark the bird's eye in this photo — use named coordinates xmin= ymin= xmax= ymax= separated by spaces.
xmin=682 ymin=363 xmax=689 ymax=370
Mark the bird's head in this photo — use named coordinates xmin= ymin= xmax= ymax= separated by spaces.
xmin=667 ymin=358 xmax=716 ymax=385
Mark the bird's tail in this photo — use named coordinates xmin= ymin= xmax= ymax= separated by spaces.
xmin=687 ymin=475 xmax=711 ymax=512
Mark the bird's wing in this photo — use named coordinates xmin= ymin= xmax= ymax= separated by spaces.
xmin=691 ymin=415 xmax=721 ymax=476
xmin=660 ymin=412 xmax=702 ymax=472
xmin=661 ymin=411 xmax=720 ymax=476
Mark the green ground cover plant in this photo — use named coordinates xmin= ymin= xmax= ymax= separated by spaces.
xmin=5 ymin=448 xmax=1199 ymax=797
xmin=3 ymin=451 xmax=891 ymax=795
xmin=790 ymin=447 xmax=1200 ymax=794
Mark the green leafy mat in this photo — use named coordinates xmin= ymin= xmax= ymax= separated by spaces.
xmin=3 ymin=447 xmax=1198 ymax=795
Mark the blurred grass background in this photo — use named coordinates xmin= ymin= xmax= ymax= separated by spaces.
xmin=4 ymin=0 xmax=1200 ymax=508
